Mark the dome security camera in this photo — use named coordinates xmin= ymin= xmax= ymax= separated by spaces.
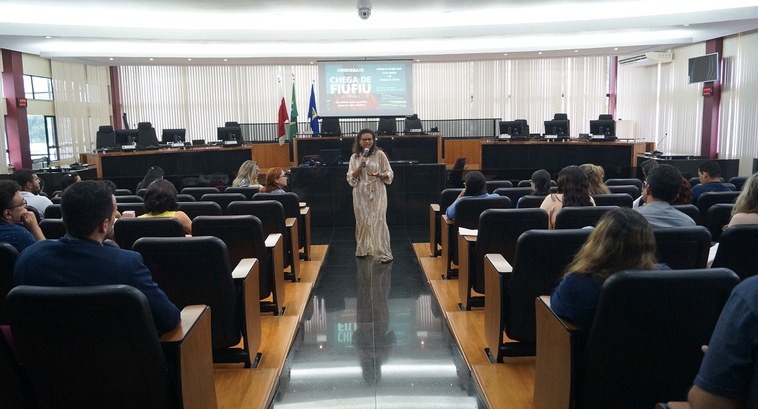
xmin=357 ymin=0 xmax=371 ymax=20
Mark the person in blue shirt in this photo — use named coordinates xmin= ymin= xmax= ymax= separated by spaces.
xmin=445 ymin=171 xmax=498 ymax=219
xmin=0 ymin=180 xmax=45 ymax=252
xmin=550 ymin=208 xmax=665 ymax=328
xmin=691 ymin=160 xmax=735 ymax=203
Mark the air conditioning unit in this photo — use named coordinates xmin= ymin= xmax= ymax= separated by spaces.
xmin=618 ymin=51 xmax=673 ymax=67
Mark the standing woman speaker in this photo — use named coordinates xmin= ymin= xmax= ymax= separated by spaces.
xmin=347 ymin=129 xmax=394 ymax=263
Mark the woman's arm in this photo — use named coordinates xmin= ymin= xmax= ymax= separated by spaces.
xmin=175 ymin=210 xmax=193 ymax=234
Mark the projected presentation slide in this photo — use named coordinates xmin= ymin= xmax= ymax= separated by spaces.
xmin=318 ymin=60 xmax=414 ymax=117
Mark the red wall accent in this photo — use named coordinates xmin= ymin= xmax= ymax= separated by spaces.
xmin=109 ymin=66 xmax=123 ymax=129
xmin=701 ymin=38 xmax=723 ymax=159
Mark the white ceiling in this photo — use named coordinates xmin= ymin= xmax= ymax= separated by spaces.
xmin=1 ymin=0 xmax=758 ymax=65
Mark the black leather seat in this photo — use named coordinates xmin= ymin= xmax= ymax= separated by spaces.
xmin=516 ymin=195 xmax=547 ymax=208
xmin=447 ymin=158 xmax=466 ymax=188
xmin=177 ymin=201 xmax=222 ymax=220
xmin=228 ymin=200 xmax=296 ymax=282
xmin=484 ymin=228 xmax=592 ymax=362
xmin=200 ymin=193 xmax=246 ymax=214
xmin=134 ymin=236 xmax=261 ymax=368
xmin=447 ymin=196 xmax=511 ymax=278
xmin=653 ymin=226 xmax=711 ymax=269
xmin=115 ymin=195 xmax=144 ymax=203
xmin=39 ymin=218 xmax=67 ymax=239
xmin=534 ymin=268 xmax=739 ymax=409
xmin=591 ymin=193 xmax=633 ymax=208
xmin=180 ymin=187 xmax=220 ymax=201
xmin=554 ymin=206 xmax=617 ymax=229
xmin=43 ymin=204 xmax=62 ymax=219
xmin=192 ymin=215 xmax=284 ymax=315
xmin=136 ymin=121 xmax=159 ymax=148
xmin=429 ymin=188 xmax=463 ymax=257
xmin=0 ymin=242 xmax=19 ymax=324
xmin=113 ymin=218 xmax=185 ymax=250
xmin=485 ymin=180 xmax=513 ymax=193
xmin=7 ymin=284 xmax=217 ymax=408
xmin=704 ymin=203 xmax=734 ymax=242
xmin=606 ymin=184 xmax=641 ymax=198
xmin=224 ymin=187 xmax=259 ymax=200
xmin=518 ymin=179 xmax=557 ymax=188
xmin=493 ymin=187 xmax=533 ymax=204
xmin=605 ymin=178 xmax=643 ymax=190
xmin=459 ymin=208 xmax=548 ymax=310
xmin=672 ymin=204 xmax=701 ymax=225
xmin=253 ymin=192 xmax=309 ymax=261
xmin=114 ymin=188 xmax=133 ymax=196
xmin=712 ymin=224 xmax=758 ymax=279
xmin=695 ymin=191 xmax=740 ymax=221
xmin=728 ymin=176 xmax=747 ymax=191
xmin=176 ymin=194 xmax=195 ymax=202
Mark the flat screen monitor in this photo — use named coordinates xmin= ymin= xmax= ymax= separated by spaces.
xmin=217 ymin=126 xmax=243 ymax=144
xmin=499 ymin=120 xmax=529 ymax=138
xmin=377 ymin=117 xmax=397 ymax=135
xmin=544 ymin=120 xmax=570 ymax=138
xmin=114 ymin=129 xmax=138 ymax=146
xmin=161 ymin=128 xmax=186 ymax=143
xmin=688 ymin=53 xmax=719 ymax=84
xmin=590 ymin=120 xmax=616 ymax=137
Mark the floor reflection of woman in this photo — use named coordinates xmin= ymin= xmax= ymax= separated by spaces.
xmin=347 ymin=129 xmax=394 ymax=263
xmin=353 ymin=257 xmax=395 ymax=384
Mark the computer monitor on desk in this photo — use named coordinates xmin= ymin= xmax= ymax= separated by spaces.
xmin=217 ymin=126 xmax=243 ymax=145
xmin=544 ymin=119 xmax=570 ymax=140
xmin=114 ymin=129 xmax=138 ymax=147
xmin=589 ymin=120 xmax=617 ymax=140
xmin=161 ymin=128 xmax=186 ymax=144
xmin=499 ymin=120 xmax=530 ymax=139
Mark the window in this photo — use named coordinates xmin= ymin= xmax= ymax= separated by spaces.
xmin=23 ymin=75 xmax=54 ymax=100
xmin=28 ymin=115 xmax=59 ymax=162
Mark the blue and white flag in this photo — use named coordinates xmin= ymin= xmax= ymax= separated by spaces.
xmin=308 ymin=84 xmax=320 ymax=136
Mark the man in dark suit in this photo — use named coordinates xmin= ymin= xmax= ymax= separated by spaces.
xmin=13 ymin=180 xmax=180 ymax=334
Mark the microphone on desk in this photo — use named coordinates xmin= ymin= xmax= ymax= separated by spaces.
xmin=363 ymin=148 xmax=370 ymax=157
xmin=651 ymin=133 xmax=667 ymax=156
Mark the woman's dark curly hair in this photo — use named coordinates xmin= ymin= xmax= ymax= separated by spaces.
xmin=557 ymin=165 xmax=593 ymax=207
xmin=143 ymin=179 xmax=179 ymax=214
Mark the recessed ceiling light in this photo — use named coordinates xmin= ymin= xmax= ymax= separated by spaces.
xmin=538 ymin=51 xmax=543 ymax=55
xmin=187 ymin=58 xmax=192 ymax=61
xmin=683 ymin=24 xmax=690 ymax=27
xmin=149 ymin=58 xmax=154 ymax=61
xmin=108 ymin=57 xmax=113 ymax=61
xmin=503 ymin=53 xmax=508 ymax=56
xmin=45 ymin=36 xmax=52 ymax=39
xmin=223 ymin=58 xmax=228 ymax=62
xmin=416 ymin=59 xmax=420 ymax=62
xmin=614 ymin=47 xmax=619 ymax=51
xmin=574 ymin=50 xmax=578 ymax=53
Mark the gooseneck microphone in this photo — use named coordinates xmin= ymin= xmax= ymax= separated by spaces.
xmin=363 ymin=148 xmax=370 ymax=157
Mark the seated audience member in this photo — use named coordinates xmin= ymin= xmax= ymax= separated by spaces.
xmin=0 ymin=180 xmax=45 ymax=252
xmin=633 ymin=159 xmax=660 ymax=208
xmin=135 ymin=165 xmax=164 ymax=192
xmin=691 ymin=160 xmax=735 ymax=203
xmin=53 ymin=172 xmax=81 ymax=197
xmin=688 ymin=275 xmax=758 ymax=408
xmin=12 ymin=168 xmax=53 ymax=216
xmin=550 ymin=208 xmax=664 ymax=328
xmin=530 ymin=169 xmax=553 ymax=196
xmin=580 ymin=163 xmax=611 ymax=195
xmin=12 ymin=180 xmax=179 ymax=334
xmin=259 ymin=167 xmax=288 ymax=193
xmin=138 ymin=179 xmax=192 ymax=234
xmin=232 ymin=160 xmax=261 ymax=188
xmin=727 ymin=172 xmax=758 ymax=227
xmin=670 ymin=177 xmax=693 ymax=205
xmin=445 ymin=171 xmax=498 ymax=219
xmin=634 ymin=164 xmax=696 ymax=228
xmin=541 ymin=165 xmax=595 ymax=229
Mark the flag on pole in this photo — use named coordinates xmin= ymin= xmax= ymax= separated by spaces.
xmin=277 ymin=97 xmax=288 ymax=145
xmin=288 ymin=83 xmax=298 ymax=141
xmin=308 ymin=83 xmax=320 ymax=136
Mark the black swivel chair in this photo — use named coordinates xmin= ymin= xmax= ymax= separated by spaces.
xmin=136 ymin=122 xmax=159 ymax=148
xmin=113 ymin=218 xmax=186 ymax=250
xmin=458 ymin=208 xmax=548 ymax=310
xmin=484 ymin=228 xmax=592 ymax=362
xmin=192 ymin=215 xmax=284 ymax=315
xmin=7 ymin=284 xmax=217 ymax=409
xmin=534 ymin=269 xmax=739 ymax=409
xmin=653 ymin=226 xmax=712 ymax=269
xmin=96 ymin=125 xmax=117 ymax=150
xmin=320 ymin=118 xmax=341 ymax=136
xmin=134 ymin=236 xmax=262 ymax=368
xmin=712 ymin=225 xmax=758 ymax=279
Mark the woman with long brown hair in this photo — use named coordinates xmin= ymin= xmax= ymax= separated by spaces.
xmin=550 ymin=208 xmax=663 ymax=328
xmin=540 ymin=165 xmax=595 ymax=228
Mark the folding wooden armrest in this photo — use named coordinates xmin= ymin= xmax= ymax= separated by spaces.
xmin=483 ymin=253 xmax=513 ymax=361
xmin=534 ymin=295 xmax=582 ymax=409
xmin=231 ymin=258 xmax=262 ymax=364
xmin=285 ymin=217 xmax=300 ymax=282
xmin=159 ymin=304 xmax=218 ymax=409
xmin=265 ymin=233 xmax=285 ymax=314
xmin=429 ymin=203 xmax=440 ymax=256
xmin=457 ymin=233 xmax=478 ymax=310
xmin=441 ymin=215 xmax=456 ymax=278
xmin=299 ymin=206 xmax=311 ymax=260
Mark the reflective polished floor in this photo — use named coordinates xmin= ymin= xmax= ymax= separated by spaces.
xmin=273 ymin=226 xmax=479 ymax=409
